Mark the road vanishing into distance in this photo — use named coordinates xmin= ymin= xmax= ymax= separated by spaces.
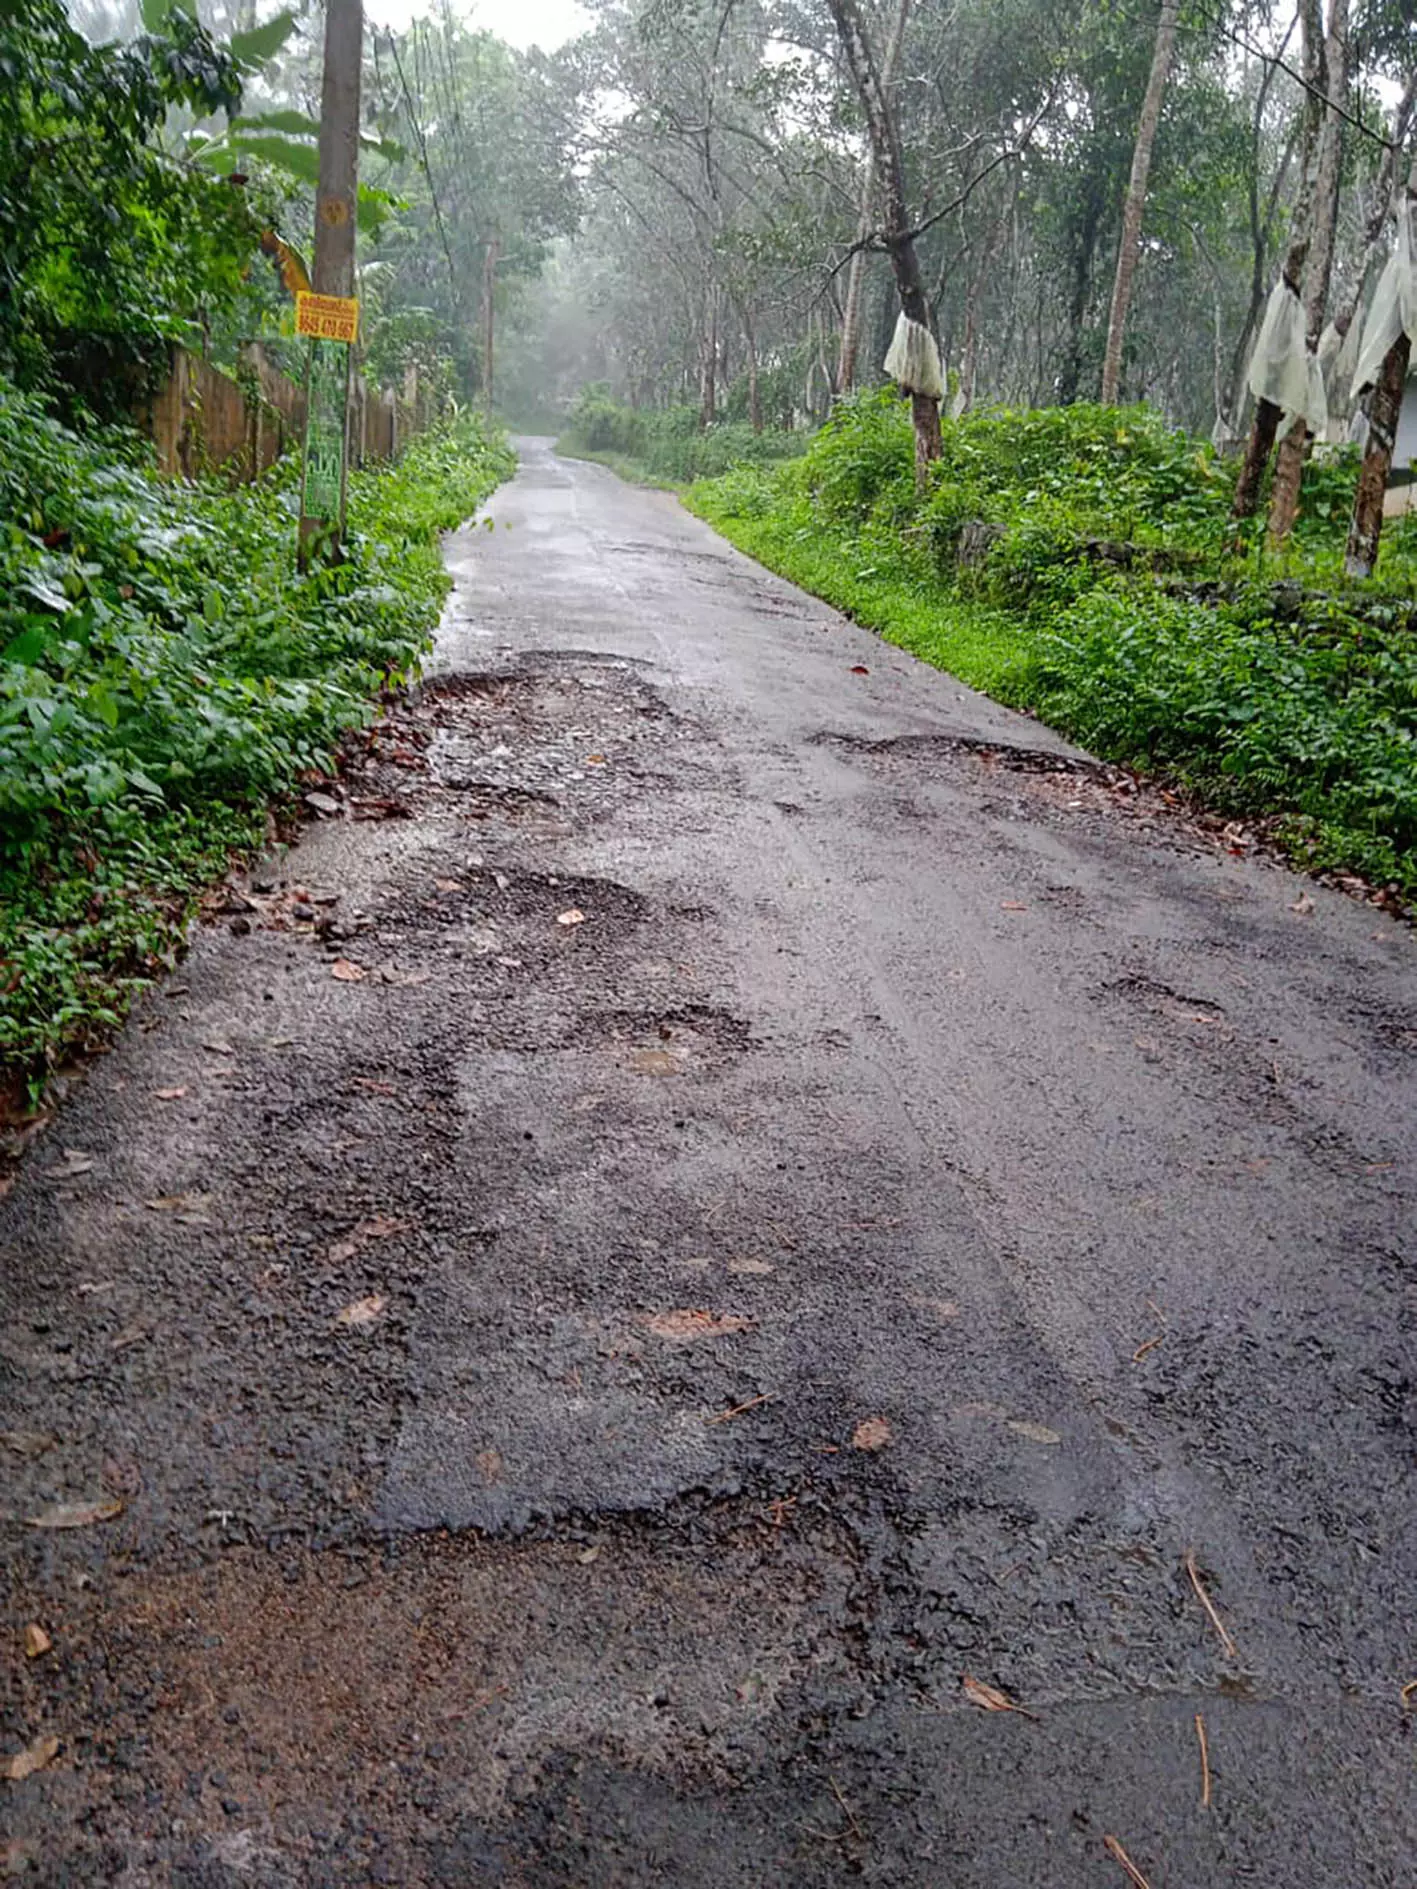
xmin=3 ymin=438 xmax=1414 ymax=1885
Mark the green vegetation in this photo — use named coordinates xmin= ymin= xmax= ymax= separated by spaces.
xmin=0 ymin=390 xmax=512 ymax=1092
xmin=688 ymin=393 xmax=1417 ymax=896
xmin=558 ymin=388 xmax=804 ymax=489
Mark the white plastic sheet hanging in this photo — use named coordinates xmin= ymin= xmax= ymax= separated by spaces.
xmin=1317 ymin=318 xmax=1360 ymax=443
xmin=1247 ymin=277 xmax=1327 ymax=437
xmin=1349 ymin=199 xmax=1417 ymax=398
xmin=883 ymin=313 xmax=944 ymax=400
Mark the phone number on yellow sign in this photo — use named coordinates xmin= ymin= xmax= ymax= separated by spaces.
xmin=295 ymin=294 xmax=359 ymax=343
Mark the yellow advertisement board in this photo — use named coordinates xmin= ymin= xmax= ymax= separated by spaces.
xmin=295 ymin=293 xmax=360 ymax=344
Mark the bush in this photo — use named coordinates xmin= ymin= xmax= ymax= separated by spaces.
xmin=687 ymin=392 xmax=1417 ymax=898
xmin=0 ymin=383 xmax=513 ymax=1086
xmin=561 ymin=386 xmax=804 ymax=485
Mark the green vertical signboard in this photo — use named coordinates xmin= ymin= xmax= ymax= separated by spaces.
xmin=301 ymin=336 xmax=350 ymax=544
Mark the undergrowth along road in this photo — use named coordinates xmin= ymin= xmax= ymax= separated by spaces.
xmin=0 ymin=394 xmax=512 ymax=1102
xmin=686 ymin=392 xmax=1417 ymax=906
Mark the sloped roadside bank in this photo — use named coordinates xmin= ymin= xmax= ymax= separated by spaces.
xmin=685 ymin=393 xmax=1417 ymax=911
xmin=0 ymin=395 xmax=513 ymax=1113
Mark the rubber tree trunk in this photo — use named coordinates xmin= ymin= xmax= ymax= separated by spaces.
xmin=481 ymin=236 xmax=499 ymax=416
xmin=1345 ymin=163 xmax=1417 ymax=577
xmin=739 ymin=299 xmax=762 ymax=433
xmin=1344 ymin=332 xmax=1411 ymax=577
xmin=1100 ymin=0 xmax=1181 ymax=406
xmin=698 ymin=291 xmax=718 ymax=429
xmin=1231 ymin=0 xmax=1326 ymax=525
xmin=836 ymin=0 xmax=911 ymax=396
xmin=826 ymin=0 xmax=940 ymax=483
xmin=1268 ymin=0 xmax=1350 ymax=545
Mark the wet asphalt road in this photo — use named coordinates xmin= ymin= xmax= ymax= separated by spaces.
xmin=2 ymin=437 xmax=1415 ymax=1885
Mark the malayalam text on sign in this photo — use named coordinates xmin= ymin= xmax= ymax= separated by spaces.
xmin=295 ymin=292 xmax=360 ymax=344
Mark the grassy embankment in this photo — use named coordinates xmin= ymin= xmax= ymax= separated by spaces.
xmin=684 ymin=391 xmax=1417 ymax=901
xmin=0 ymin=387 xmax=513 ymax=1095
xmin=556 ymin=388 xmax=804 ymax=489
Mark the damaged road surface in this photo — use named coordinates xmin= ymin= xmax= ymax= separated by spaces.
xmin=3 ymin=438 xmax=1415 ymax=1885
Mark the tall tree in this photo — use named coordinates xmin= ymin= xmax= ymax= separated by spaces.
xmin=1266 ymin=0 xmax=1350 ymax=542
xmin=1345 ymin=159 xmax=1416 ymax=577
xmin=1231 ymin=0 xmax=1329 ymax=524
xmin=1100 ymin=0 xmax=1181 ymax=404
xmin=835 ymin=0 xmax=911 ymax=395
xmin=825 ymin=0 xmax=941 ymax=478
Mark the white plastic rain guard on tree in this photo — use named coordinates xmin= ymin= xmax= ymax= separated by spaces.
xmin=1246 ymin=277 xmax=1327 ymax=438
xmin=883 ymin=313 xmax=944 ymax=399
xmin=1350 ymin=199 xmax=1417 ymax=399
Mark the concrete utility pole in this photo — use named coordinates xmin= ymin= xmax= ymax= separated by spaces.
xmin=299 ymin=0 xmax=363 ymax=565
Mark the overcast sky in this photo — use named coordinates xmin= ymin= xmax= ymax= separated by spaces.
xmin=364 ymin=0 xmax=590 ymax=51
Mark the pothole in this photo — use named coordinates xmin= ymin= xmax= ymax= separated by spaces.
xmin=1103 ymin=973 xmax=1228 ymax=1029
xmin=333 ymin=658 xmax=689 ymax=824
xmin=568 ymin=1004 xmax=754 ymax=1072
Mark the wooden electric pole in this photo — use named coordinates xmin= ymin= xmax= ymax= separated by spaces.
xmin=299 ymin=0 xmax=363 ymax=565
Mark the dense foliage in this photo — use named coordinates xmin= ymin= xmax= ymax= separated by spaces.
xmin=559 ymin=387 xmax=804 ymax=484
xmin=0 ymin=385 xmax=512 ymax=1087
xmin=689 ymin=393 xmax=1417 ymax=895
xmin=0 ymin=0 xmax=276 ymax=412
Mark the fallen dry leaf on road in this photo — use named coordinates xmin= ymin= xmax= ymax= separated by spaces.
xmin=961 ymin=1674 xmax=1038 ymax=1719
xmin=1290 ymin=892 xmax=1315 ymax=915
xmin=706 ymin=1392 xmax=777 ymax=1425
xmin=630 ymin=1047 xmax=685 ymax=1076
xmin=1194 ymin=1710 xmax=1211 ymax=1808
xmin=144 ymin=1193 xmax=212 ymax=1224
xmin=45 ymin=1150 xmax=95 ymax=1180
xmin=26 ymin=1498 xmax=123 ymax=1530
xmin=2 ymin=1735 xmax=59 ymax=1782
xmin=585 ymin=753 xmax=607 ymax=764
xmin=1 ymin=1431 xmax=57 ymax=1458
xmin=334 ymin=1293 xmax=388 ymax=1329
xmin=1007 ymin=1419 xmax=1062 ymax=1445
xmin=1000 ymin=901 xmax=1028 ymax=912
xmin=556 ymin=908 xmax=587 ymax=928
xmin=350 ymin=1077 xmax=397 ymax=1096
xmin=331 ymin=958 xmax=368 ymax=982
xmin=1103 ymin=1834 xmax=1154 ymax=1887
xmin=23 ymin=1625 xmax=51 ymax=1659
xmin=849 ymin=664 xmax=869 ymax=675
xmin=852 ymin=1415 xmax=893 ymax=1452
xmin=202 ymin=1039 xmax=235 ymax=1055
xmin=153 ymin=1087 xmax=188 ymax=1102
xmin=350 ymin=796 xmax=410 ymax=821
xmin=643 ymin=1309 xmax=753 ymax=1341
xmin=1185 ymin=1548 xmax=1238 ymax=1660
xmin=328 ymin=1215 xmax=406 ymax=1264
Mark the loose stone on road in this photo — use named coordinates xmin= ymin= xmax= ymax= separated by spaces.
xmin=2 ymin=439 xmax=1413 ymax=1884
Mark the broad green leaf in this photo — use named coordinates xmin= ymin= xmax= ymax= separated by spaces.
xmin=233 ymin=109 xmax=320 ymax=138
xmin=19 ymin=578 xmax=71 ymax=614
xmin=229 ymin=132 xmax=321 ymax=184
xmin=229 ymin=9 xmax=299 ymax=68
xmin=1 ymin=626 xmax=48 ymax=665
xmin=357 ymin=183 xmax=401 ymax=237
xmin=359 ymin=133 xmax=408 ymax=164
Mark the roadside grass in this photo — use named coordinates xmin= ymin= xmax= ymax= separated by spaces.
xmin=553 ymin=438 xmax=686 ymax=491
xmin=558 ymin=387 xmax=805 ymax=490
xmin=0 ymin=389 xmax=513 ymax=1098
xmin=686 ymin=393 xmax=1417 ymax=902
